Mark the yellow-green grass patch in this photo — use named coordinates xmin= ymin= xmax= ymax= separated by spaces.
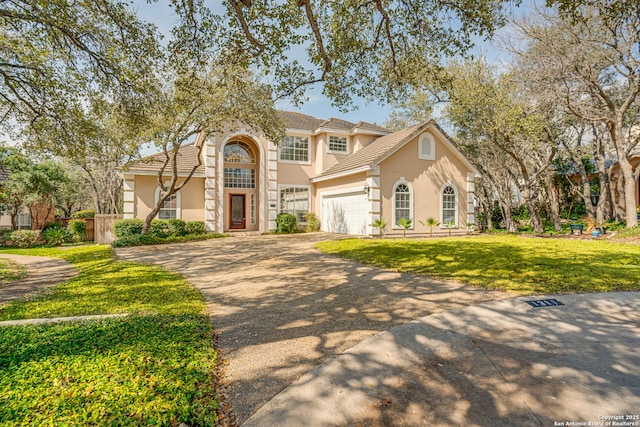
xmin=316 ymin=235 xmax=640 ymax=294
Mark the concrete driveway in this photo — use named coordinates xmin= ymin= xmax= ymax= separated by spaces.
xmin=116 ymin=233 xmax=511 ymax=423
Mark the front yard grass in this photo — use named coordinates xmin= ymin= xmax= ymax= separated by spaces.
xmin=0 ymin=245 xmax=218 ymax=426
xmin=0 ymin=258 xmax=26 ymax=287
xmin=316 ymin=235 xmax=640 ymax=294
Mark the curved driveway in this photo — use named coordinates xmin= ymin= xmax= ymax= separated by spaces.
xmin=116 ymin=233 xmax=511 ymax=423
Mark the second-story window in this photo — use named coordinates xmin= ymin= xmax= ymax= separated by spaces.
xmin=280 ymin=136 xmax=309 ymax=162
xmin=328 ymin=135 xmax=347 ymax=153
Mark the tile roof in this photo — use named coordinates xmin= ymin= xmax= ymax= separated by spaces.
xmin=277 ymin=111 xmax=390 ymax=134
xmin=278 ymin=111 xmax=325 ymax=131
xmin=315 ymin=122 xmax=427 ymax=179
xmin=317 ymin=117 xmax=356 ymax=131
xmin=121 ymin=143 xmax=204 ymax=175
xmin=353 ymin=121 xmax=391 ymax=133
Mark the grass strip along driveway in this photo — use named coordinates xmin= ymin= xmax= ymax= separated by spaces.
xmin=0 ymin=245 xmax=218 ymax=426
xmin=316 ymin=235 xmax=640 ymax=294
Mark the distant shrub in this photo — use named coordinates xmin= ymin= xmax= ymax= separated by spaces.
xmin=303 ymin=213 xmax=320 ymax=232
xmin=67 ymin=219 xmax=86 ymax=242
xmin=43 ymin=226 xmax=71 ymax=246
xmin=185 ymin=221 xmax=206 ymax=235
xmin=114 ymin=219 xmax=144 ymax=238
xmin=276 ymin=213 xmax=297 ymax=233
xmin=9 ymin=230 xmax=41 ymax=248
xmin=165 ymin=219 xmax=187 ymax=237
xmin=43 ymin=221 xmax=64 ymax=232
xmin=71 ymin=210 xmax=95 ymax=219
xmin=112 ymin=233 xmax=225 ymax=248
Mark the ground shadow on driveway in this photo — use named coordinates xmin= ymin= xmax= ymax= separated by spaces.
xmin=116 ymin=233 xmax=512 ymax=424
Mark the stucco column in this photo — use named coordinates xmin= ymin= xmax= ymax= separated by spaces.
xmin=267 ymin=140 xmax=278 ymax=231
xmin=204 ymin=137 xmax=218 ymax=233
xmin=122 ymin=174 xmax=135 ymax=219
xmin=466 ymin=172 xmax=476 ymax=225
xmin=366 ymin=167 xmax=381 ymax=237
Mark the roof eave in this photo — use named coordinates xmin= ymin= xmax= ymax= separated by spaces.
xmin=310 ymin=165 xmax=372 ymax=183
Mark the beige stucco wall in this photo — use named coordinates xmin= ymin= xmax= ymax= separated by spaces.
xmin=135 ymin=175 xmax=205 ymax=222
xmin=379 ymin=130 xmax=472 ymax=233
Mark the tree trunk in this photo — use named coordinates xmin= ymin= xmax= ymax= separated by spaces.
xmin=543 ymin=169 xmax=562 ymax=232
xmin=521 ymin=186 xmax=544 ymax=233
xmin=618 ymin=156 xmax=638 ymax=227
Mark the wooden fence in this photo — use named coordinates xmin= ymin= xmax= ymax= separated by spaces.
xmin=94 ymin=214 xmax=123 ymax=244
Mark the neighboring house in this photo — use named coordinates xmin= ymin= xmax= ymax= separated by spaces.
xmin=0 ymin=165 xmax=55 ymax=230
xmin=121 ymin=111 xmax=479 ymax=236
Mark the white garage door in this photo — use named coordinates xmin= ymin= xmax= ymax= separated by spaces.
xmin=321 ymin=191 xmax=369 ymax=235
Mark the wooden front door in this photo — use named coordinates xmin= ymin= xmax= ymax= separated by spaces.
xmin=230 ymin=194 xmax=246 ymax=229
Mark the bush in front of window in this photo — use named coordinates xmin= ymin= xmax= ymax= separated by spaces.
xmin=185 ymin=221 xmax=206 ymax=235
xmin=276 ymin=213 xmax=297 ymax=233
xmin=303 ymin=213 xmax=320 ymax=232
xmin=9 ymin=229 xmax=41 ymax=248
xmin=114 ymin=219 xmax=144 ymax=239
xmin=149 ymin=220 xmax=171 ymax=238
xmin=165 ymin=219 xmax=187 ymax=237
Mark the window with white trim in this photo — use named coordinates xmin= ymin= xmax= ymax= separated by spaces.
xmin=419 ymin=133 xmax=435 ymax=160
xmin=17 ymin=211 xmax=31 ymax=229
xmin=280 ymin=136 xmax=309 ymax=162
xmin=159 ymin=193 xmax=178 ymax=219
xmin=279 ymin=186 xmax=310 ymax=223
xmin=394 ymin=183 xmax=412 ymax=225
xmin=328 ymin=135 xmax=347 ymax=153
xmin=442 ymin=185 xmax=457 ymax=226
xmin=156 ymin=186 xmax=180 ymax=220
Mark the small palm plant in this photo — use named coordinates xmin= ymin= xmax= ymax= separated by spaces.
xmin=419 ymin=217 xmax=440 ymax=237
xmin=397 ymin=217 xmax=412 ymax=238
xmin=446 ymin=219 xmax=456 ymax=236
xmin=372 ymin=217 xmax=387 ymax=238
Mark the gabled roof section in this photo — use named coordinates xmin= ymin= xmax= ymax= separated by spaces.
xmin=120 ymin=143 xmax=204 ymax=176
xmin=317 ymin=117 xmax=356 ymax=131
xmin=312 ymin=120 xmax=479 ymax=182
xmin=278 ymin=111 xmax=325 ymax=131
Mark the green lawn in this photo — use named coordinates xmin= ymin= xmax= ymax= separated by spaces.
xmin=316 ymin=235 xmax=640 ymax=294
xmin=0 ymin=245 xmax=218 ymax=426
xmin=0 ymin=258 xmax=26 ymax=287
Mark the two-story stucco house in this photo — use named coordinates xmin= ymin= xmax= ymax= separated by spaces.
xmin=121 ymin=111 xmax=479 ymax=236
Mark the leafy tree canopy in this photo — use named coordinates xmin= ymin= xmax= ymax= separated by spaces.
xmin=167 ymin=0 xmax=518 ymax=109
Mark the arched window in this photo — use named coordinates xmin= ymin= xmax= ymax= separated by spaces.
xmin=224 ymin=141 xmax=256 ymax=188
xmin=155 ymin=187 xmax=180 ymax=220
xmin=419 ymin=133 xmax=435 ymax=160
xmin=393 ymin=180 xmax=413 ymax=228
xmin=441 ymin=184 xmax=457 ymax=227
xmin=224 ymin=141 xmax=255 ymax=164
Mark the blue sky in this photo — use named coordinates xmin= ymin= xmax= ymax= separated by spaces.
xmin=132 ymin=1 xmax=527 ymax=126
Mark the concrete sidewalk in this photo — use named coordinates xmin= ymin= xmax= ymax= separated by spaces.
xmin=244 ymin=292 xmax=640 ymax=427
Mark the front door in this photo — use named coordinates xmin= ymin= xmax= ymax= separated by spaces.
xmin=230 ymin=194 xmax=246 ymax=229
